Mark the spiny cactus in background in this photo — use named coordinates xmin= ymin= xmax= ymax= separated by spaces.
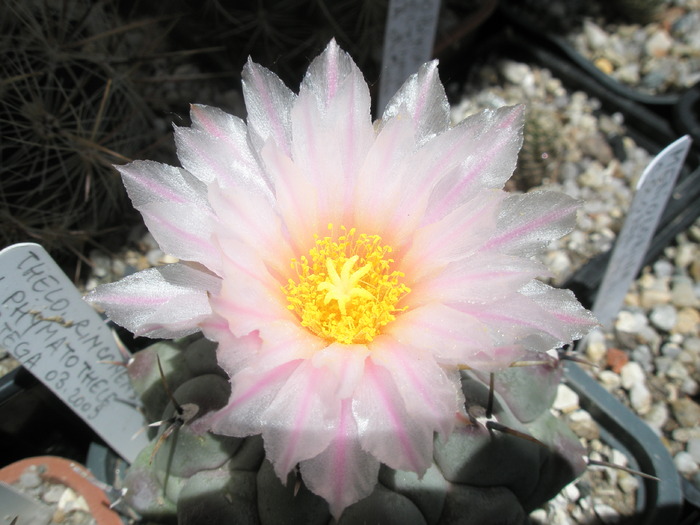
xmin=128 ymin=0 xmax=495 ymax=94
xmin=0 ymin=0 xmax=161 ymax=271
xmin=511 ymin=107 xmax=563 ymax=192
xmin=609 ymin=0 xmax=666 ymax=23
xmin=121 ymin=337 xmax=587 ymax=525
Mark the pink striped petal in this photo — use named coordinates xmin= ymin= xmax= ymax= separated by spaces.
xmin=352 ymin=115 xmax=423 ymax=248
xmin=519 ymin=281 xmax=599 ymax=341
xmin=139 ymin=201 xmax=219 ymax=273
xmin=485 ymin=191 xmax=580 ymax=256
xmin=209 ymin=360 xmax=301 ymax=437
xmin=291 ymin=40 xmax=374 ymax=221
xmin=175 ymin=108 xmax=272 ymax=197
xmin=212 ymin=231 xmax=296 ymax=338
xmin=85 ymin=263 xmax=219 ymax=338
xmin=213 ymin=330 xmax=262 ymax=378
xmin=370 ymin=337 xmax=462 ymax=438
xmin=352 ymin=360 xmax=434 ymax=474
xmin=381 ymin=60 xmax=450 ymax=145
xmin=116 ymin=160 xmax=208 ymax=208
xmin=208 ymin=181 xmax=292 ymax=274
xmin=455 ymin=282 xmax=597 ymax=349
xmin=261 ymin=140 xmax=320 ymax=254
xmin=261 ymin=361 xmax=344 ymax=479
xmin=400 ymin=189 xmax=506 ymax=278
xmin=207 ymin=324 xmax=325 ymax=437
xmin=385 ymin=304 xmax=493 ymax=366
xmin=242 ymin=59 xmax=295 ymax=156
xmin=405 ymin=105 xmax=524 ymax=225
xmin=408 ymin=254 xmax=549 ymax=307
xmin=310 ymin=343 xmax=369 ymax=399
xmin=300 ymin=400 xmax=380 ymax=520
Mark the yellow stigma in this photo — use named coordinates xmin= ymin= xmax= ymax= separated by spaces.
xmin=283 ymin=225 xmax=410 ymax=344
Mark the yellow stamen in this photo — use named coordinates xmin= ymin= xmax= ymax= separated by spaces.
xmin=283 ymin=225 xmax=410 ymax=344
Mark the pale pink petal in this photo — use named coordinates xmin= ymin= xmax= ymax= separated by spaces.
xmin=351 ymin=115 xmax=421 ymax=248
xmin=85 ymin=263 xmax=219 ymax=338
xmin=518 ymin=281 xmax=599 ymax=341
xmin=174 ymin=106 xmax=272 ymax=196
xmin=116 ymin=160 xmax=208 ymax=208
xmin=213 ymin=330 xmax=263 ymax=378
xmin=407 ymin=254 xmax=549 ymax=307
xmin=242 ymin=59 xmax=295 ymax=156
xmin=255 ymin=320 xmax=326 ymax=372
xmin=209 ymin=360 xmax=301 ymax=437
xmin=291 ymin=40 xmax=374 ymax=221
xmin=208 ymin=181 xmax=292 ymax=274
xmin=208 ymin=322 xmax=324 ymax=436
xmin=212 ymin=234 xmax=295 ymax=337
xmin=311 ymin=343 xmax=370 ymax=399
xmin=385 ymin=304 xmax=493 ymax=366
xmin=261 ymin=361 xmax=344 ymax=479
xmin=261 ymin=140 xmax=320 ymax=254
xmin=405 ymin=105 xmax=525 ymax=224
xmin=370 ymin=337 xmax=462 ymax=438
xmin=381 ymin=59 xmax=450 ymax=145
xmin=400 ymin=189 xmax=506 ymax=277
xmin=484 ymin=191 xmax=580 ymax=256
xmin=352 ymin=360 xmax=434 ymax=474
xmin=300 ymin=400 xmax=380 ymax=519
xmin=454 ymin=282 xmax=597 ymax=349
xmin=139 ymin=201 xmax=219 ymax=273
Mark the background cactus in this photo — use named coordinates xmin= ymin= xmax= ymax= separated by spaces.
xmin=0 ymin=0 xmax=150 ymax=272
xmin=121 ymin=337 xmax=588 ymax=524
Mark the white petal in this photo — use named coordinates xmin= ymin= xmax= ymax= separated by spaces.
xmin=484 ymin=191 xmax=580 ymax=256
xmin=410 ymin=105 xmax=525 ymax=224
xmin=291 ymin=40 xmax=374 ymax=223
xmin=381 ymin=60 xmax=450 ymax=145
xmin=242 ymin=59 xmax=295 ymax=156
xmin=117 ymin=160 xmax=208 ymax=208
xmin=175 ymin=105 xmax=273 ymax=197
xmin=139 ymin=201 xmax=219 ymax=273
xmin=85 ymin=263 xmax=220 ymax=338
xmin=385 ymin=304 xmax=492 ymax=366
xmin=352 ymin=361 xmax=434 ymax=474
xmin=371 ymin=337 xmax=461 ymax=438
xmin=300 ymin=400 xmax=380 ymax=520
xmin=400 ymin=189 xmax=505 ymax=278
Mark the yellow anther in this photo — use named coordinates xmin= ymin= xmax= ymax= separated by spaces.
xmin=283 ymin=225 xmax=410 ymax=344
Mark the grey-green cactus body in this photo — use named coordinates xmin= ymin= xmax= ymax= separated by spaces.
xmin=123 ymin=338 xmax=586 ymax=524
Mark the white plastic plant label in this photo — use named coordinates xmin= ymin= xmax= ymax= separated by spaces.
xmin=0 ymin=243 xmax=149 ymax=462
xmin=593 ymin=135 xmax=692 ymax=327
xmin=378 ymin=0 xmax=441 ymax=113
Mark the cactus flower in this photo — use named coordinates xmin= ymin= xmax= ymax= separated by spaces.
xmin=87 ymin=40 xmax=596 ymax=518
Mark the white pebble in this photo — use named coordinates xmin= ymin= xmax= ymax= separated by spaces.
xmin=650 ymin=304 xmax=678 ymax=332
xmin=688 ymin=438 xmax=700 ymax=464
xmin=630 ymin=383 xmax=652 ymax=415
xmin=674 ymin=451 xmax=699 ymax=476
xmin=620 ymin=362 xmax=646 ymax=390
xmin=553 ymin=384 xmax=580 ymax=413
xmin=598 ymin=370 xmax=622 ymax=391
xmin=618 ymin=473 xmax=639 ymax=494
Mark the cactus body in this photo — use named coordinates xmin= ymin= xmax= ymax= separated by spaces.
xmin=122 ymin=338 xmax=586 ymax=524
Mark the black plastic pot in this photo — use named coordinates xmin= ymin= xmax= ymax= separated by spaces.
xmin=564 ymin=362 xmax=684 ymax=525
xmin=674 ymin=83 xmax=700 ymax=154
xmin=497 ymin=4 xmax=683 ymax=107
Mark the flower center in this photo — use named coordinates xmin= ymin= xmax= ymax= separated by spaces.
xmin=283 ymin=225 xmax=410 ymax=344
